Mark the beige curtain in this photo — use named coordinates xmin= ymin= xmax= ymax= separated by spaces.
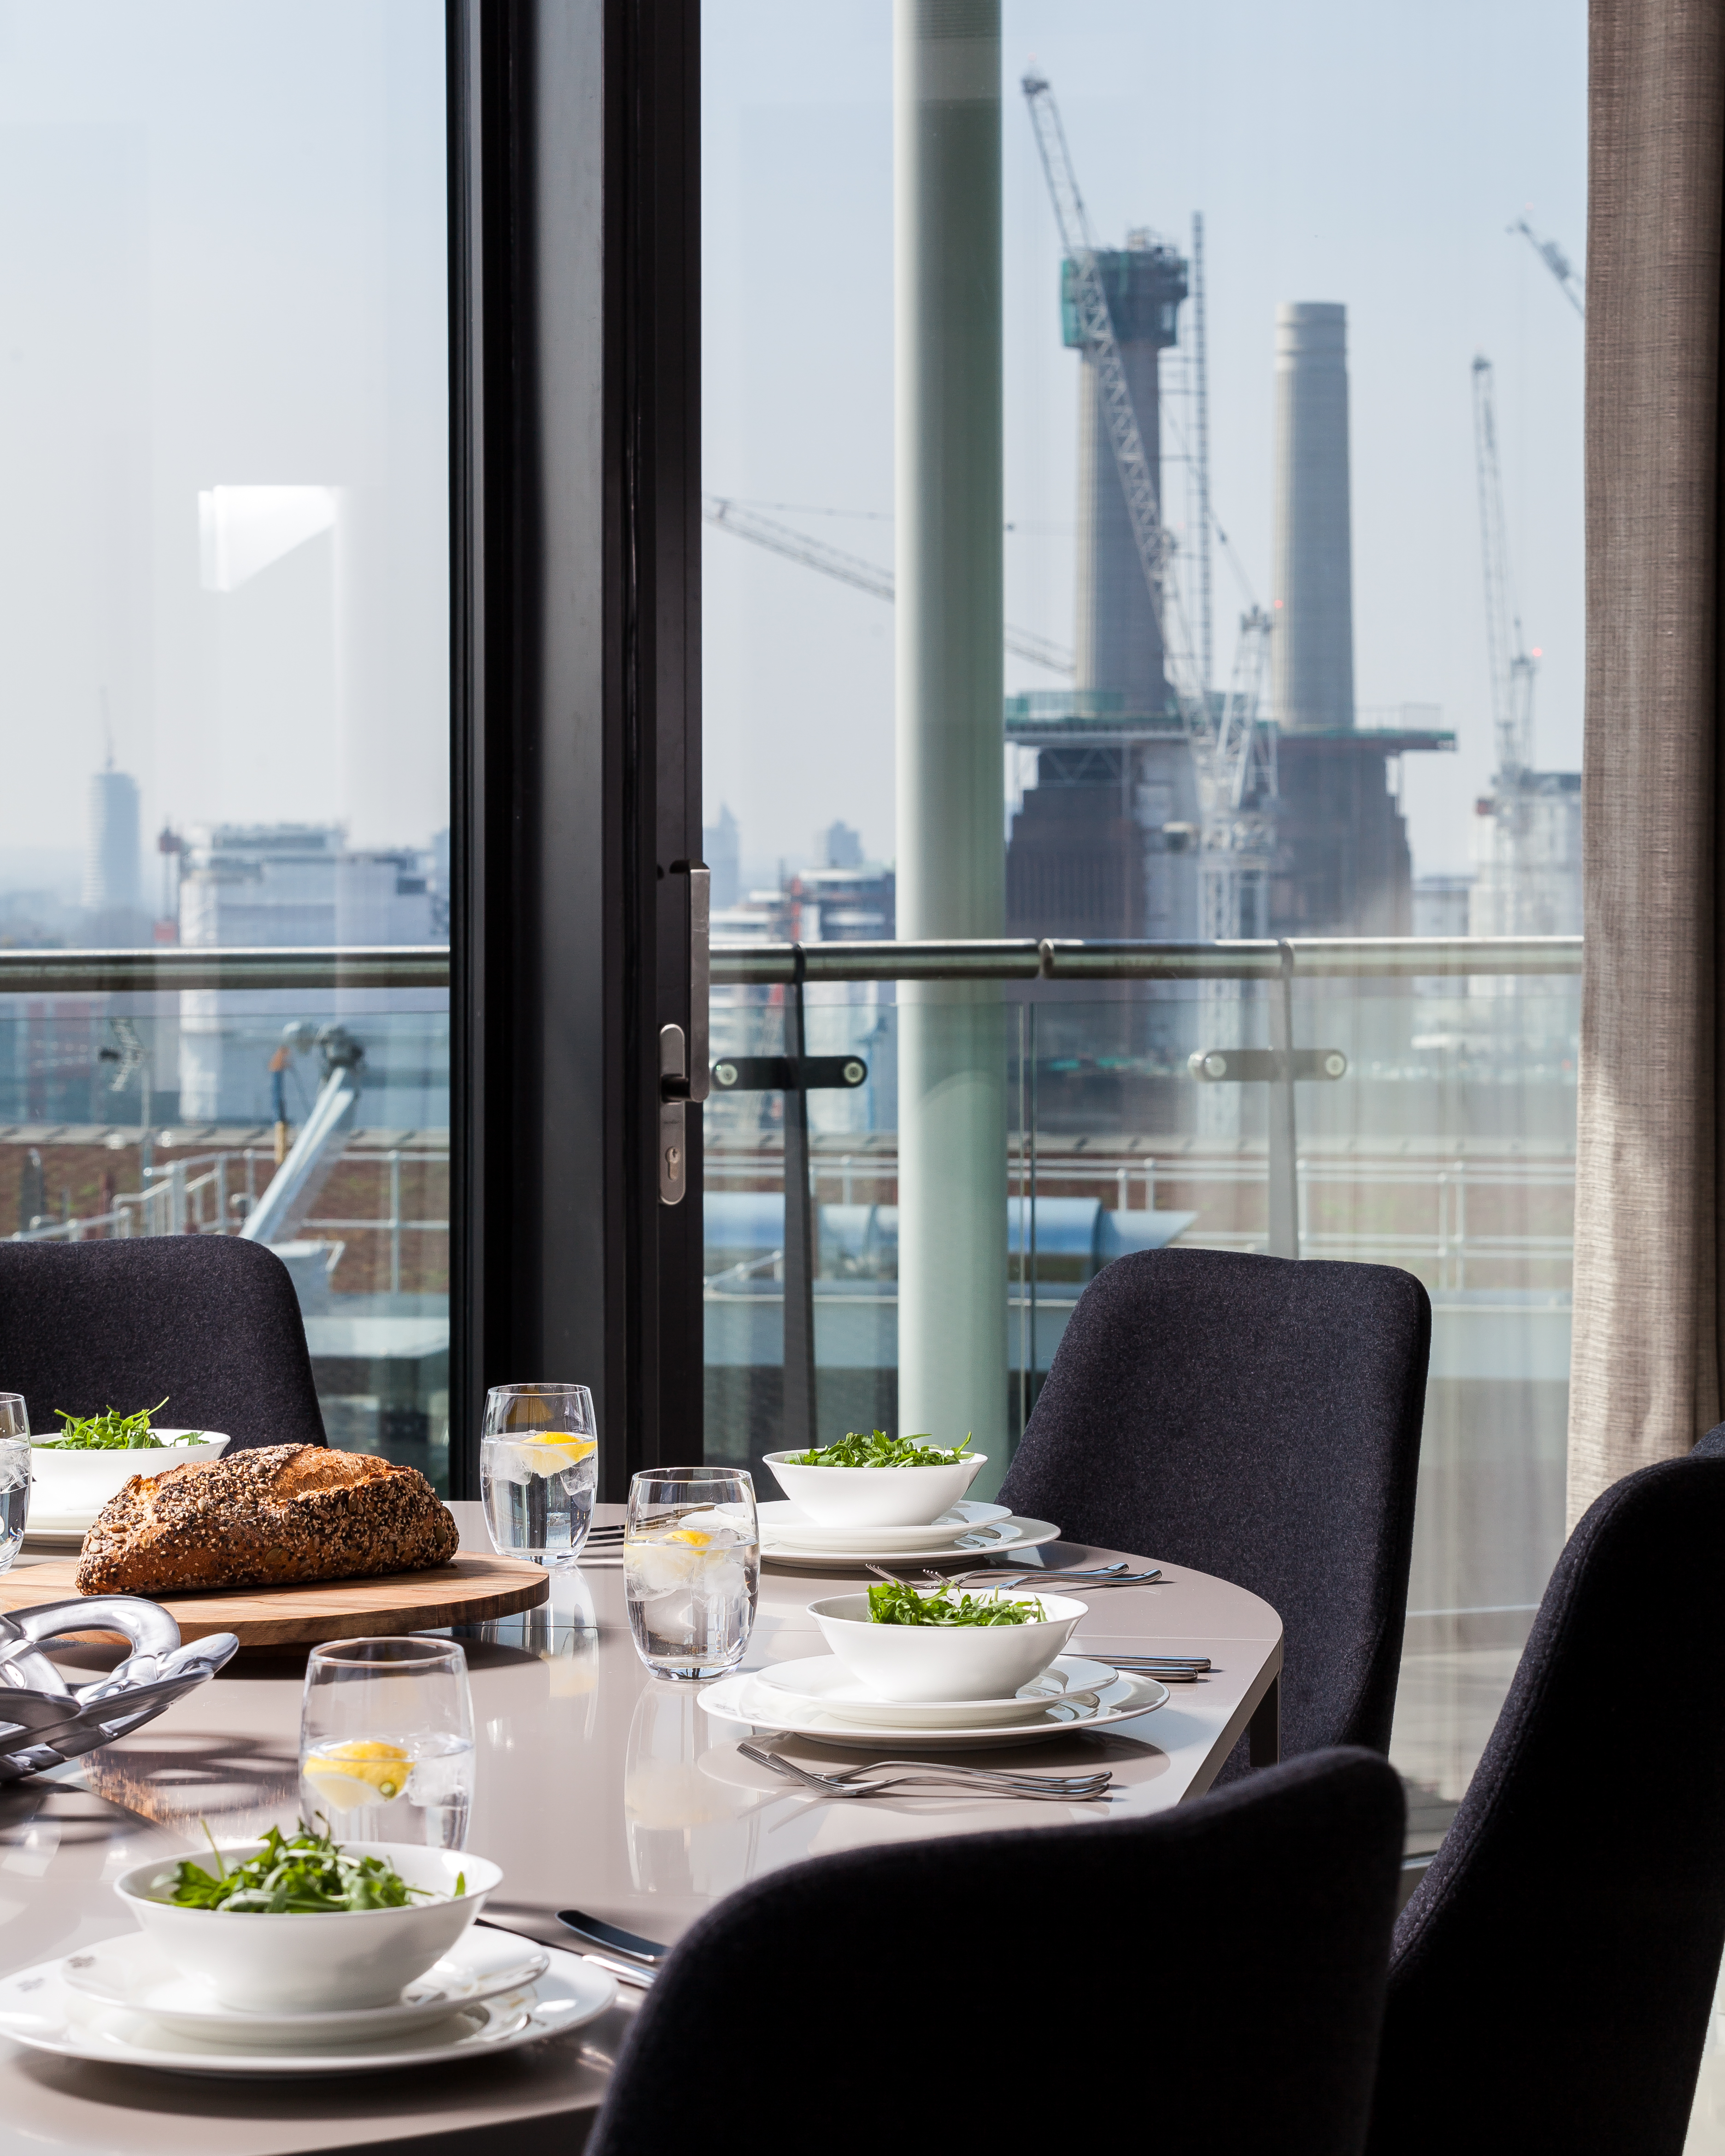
xmin=1569 ymin=0 xmax=1725 ymax=1524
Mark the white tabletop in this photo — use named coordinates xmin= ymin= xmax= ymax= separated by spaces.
xmin=0 ymin=1500 xmax=1281 ymax=2153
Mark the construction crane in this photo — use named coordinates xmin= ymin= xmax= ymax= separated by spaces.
xmin=1510 ymin=217 xmax=1584 ymax=319
xmin=1189 ymin=211 xmax=1214 ymax=694
xmin=1472 ymin=354 xmax=1537 ymax=934
xmin=1020 ymin=68 xmax=1273 ymax=911
xmin=1472 ymin=357 xmax=1536 ymax=783
xmin=1200 ymin=607 xmax=1276 ymax=938
xmin=702 ymin=495 xmax=1075 ymax=677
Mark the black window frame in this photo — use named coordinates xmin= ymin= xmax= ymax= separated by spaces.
xmin=446 ymin=0 xmax=703 ymax=1501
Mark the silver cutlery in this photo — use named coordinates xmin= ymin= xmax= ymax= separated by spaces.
xmin=1097 ymin=1652 xmax=1211 ymax=1671
xmin=864 ymin=1562 xmax=1163 ymax=1591
xmin=738 ymin=1742 xmax=1112 ymax=1801
xmin=581 ymin=1951 xmax=655 ymax=1991
xmin=556 ymin=1910 xmax=667 ymax=1968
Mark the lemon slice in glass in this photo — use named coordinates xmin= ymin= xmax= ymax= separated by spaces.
xmin=510 ymin=1432 xmax=598 ymax=1477
xmin=303 ymin=1738 xmax=411 ymax=1811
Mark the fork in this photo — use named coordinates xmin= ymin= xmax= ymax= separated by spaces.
xmin=741 ymin=1736 xmax=1110 ymax=1793
xmin=866 ymin=1562 xmax=1163 ymax=1591
xmin=738 ymin=1743 xmax=1112 ymax=1801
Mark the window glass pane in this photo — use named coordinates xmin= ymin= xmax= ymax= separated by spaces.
xmin=0 ymin=3 xmax=450 ymax=1486
xmin=703 ymin=0 xmax=1584 ymax=1832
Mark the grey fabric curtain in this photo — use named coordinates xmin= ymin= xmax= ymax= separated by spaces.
xmin=1570 ymin=0 xmax=1725 ymax=1524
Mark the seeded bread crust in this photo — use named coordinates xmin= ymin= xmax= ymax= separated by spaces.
xmin=74 ymin=1444 xmax=458 ymax=1595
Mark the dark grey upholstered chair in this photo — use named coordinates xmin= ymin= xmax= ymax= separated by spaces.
xmin=0 ymin=1238 xmax=326 ymax=1452
xmin=1364 ymin=1438 xmax=1725 ymax=2156
xmin=587 ymin=1748 xmax=1406 ymax=2156
xmin=999 ymin=1247 xmax=1430 ymax=1771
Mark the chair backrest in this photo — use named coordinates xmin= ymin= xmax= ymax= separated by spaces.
xmin=0 ymin=1238 xmax=326 ymax=1452
xmin=588 ymin=1747 xmax=1406 ymax=2156
xmin=999 ymin=1247 xmax=1430 ymax=1759
xmin=1366 ymin=1440 xmax=1725 ymax=2156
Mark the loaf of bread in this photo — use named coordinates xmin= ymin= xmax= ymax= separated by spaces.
xmin=75 ymin=1444 xmax=458 ymax=1596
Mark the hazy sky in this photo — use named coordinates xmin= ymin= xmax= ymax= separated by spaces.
xmin=703 ymin=0 xmax=1587 ymax=885
xmin=0 ymin=0 xmax=448 ymax=902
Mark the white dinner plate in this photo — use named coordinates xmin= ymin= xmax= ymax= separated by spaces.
xmin=760 ymin=1514 xmax=1062 ymax=1570
xmin=700 ymin=1664 xmax=1168 ymax=1749
xmin=750 ymin=1652 xmax=1122 ymax=1728
xmin=58 ymin=1926 xmax=553 ymax=2044
xmin=0 ymin=1941 xmax=615 ymax=2078
xmin=758 ymin=1498 xmax=1011 ymax=1553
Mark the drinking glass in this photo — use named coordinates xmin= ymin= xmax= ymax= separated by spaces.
xmin=299 ymin=1637 xmax=475 ymax=1849
xmin=624 ymin=1469 xmax=759 ymax=1680
xmin=0 ymin=1396 xmax=29 ymax=1574
xmin=481 ymin=1382 xmax=599 ymax=1569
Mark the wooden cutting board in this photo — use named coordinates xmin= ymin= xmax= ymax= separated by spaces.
xmin=0 ymin=1551 xmax=550 ymax=1648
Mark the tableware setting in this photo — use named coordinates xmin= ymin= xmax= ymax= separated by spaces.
xmin=810 ymin=1584 xmax=1089 ymax=1700
xmin=757 ymin=1496 xmax=1012 ymax=1551
xmin=746 ymin=1649 xmax=1122 ymax=1728
xmin=757 ymin=1512 xmax=1062 ymax=1570
xmin=0 ymin=1816 xmax=616 ymax=2078
xmin=58 ymin=1923 xmax=552 ymax=2042
xmin=736 ymin=1741 xmax=1116 ymax=1801
xmin=869 ymin=1557 xmax=1165 ymax=1589
xmin=299 ymin=1635 xmax=475 ymax=1850
xmin=0 ymin=1396 xmax=27 ymax=1570
xmin=624 ymin=1468 xmax=760 ymax=1679
xmin=480 ymin=1381 xmax=599 ymax=1570
xmin=700 ymin=1575 xmax=1171 ymax=1749
xmin=22 ymin=1400 xmax=230 ymax=1546
xmin=0 ymin=1592 xmax=238 ymax=1781
xmin=0 ymin=1944 xmax=615 ymax=2079
xmin=702 ymin=1660 xmax=1170 ymax=1749
xmin=761 ymin=1432 xmax=986 ymax=1530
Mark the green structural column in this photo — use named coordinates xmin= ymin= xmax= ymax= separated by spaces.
xmin=893 ymin=0 xmax=1009 ymax=1488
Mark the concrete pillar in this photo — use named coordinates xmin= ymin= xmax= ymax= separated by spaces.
xmin=893 ymin=0 xmax=1009 ymax=1483
xmin=1271 ymin=302 xmax=1355 ymax=732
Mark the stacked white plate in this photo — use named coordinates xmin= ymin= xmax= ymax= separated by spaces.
xmin=25 ymin=1430 xmax=231 ymax=1549
xmin=758 ymin=1499 xmax=1063 ymax=1569
xmin=700 ymin=1651 xmax=1170 ymax=1749
xmin=0 ymin=1927 xmax=617 ymax=2078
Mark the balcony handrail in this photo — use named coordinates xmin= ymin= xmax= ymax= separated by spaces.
xmin=0 ymin=947 xmax=451 ymax=995
xmin=0 ymin=933 xmax=1584 ymax=997
xmin=710 ymin=936 xmax=1584 ymax=984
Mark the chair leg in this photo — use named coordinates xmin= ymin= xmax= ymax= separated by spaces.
xmin=1249 ymin=1674 xmax=1281 ymax=1768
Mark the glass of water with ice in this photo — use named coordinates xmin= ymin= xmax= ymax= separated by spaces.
xmin=0 ymin=1395 xmax=29 ymax=1572
xmin=481 ymin=1383 xmax=598 ymax=1569
xmin=624 ymin=1469 xmax=758 ymax=1680
xmin=299 ymin=1637 xmax=475 ymax=1849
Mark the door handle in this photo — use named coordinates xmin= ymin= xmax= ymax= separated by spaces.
xmin=659 ymin=864 xmax=709 ymax=1106
xmin=657 ymin=863 xmax=710 ymax=1206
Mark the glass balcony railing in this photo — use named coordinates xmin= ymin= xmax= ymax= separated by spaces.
xmin=705 ymin=932 xmax=1582 ymax=1842
xmin=0 ymin=948 xmax=451 ymax=1493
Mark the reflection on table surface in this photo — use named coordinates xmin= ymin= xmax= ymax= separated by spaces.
xmin=0 ymin=1502 xmax=1279 ymax=2153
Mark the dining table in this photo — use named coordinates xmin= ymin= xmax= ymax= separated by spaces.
xmin=0 ymin=1498 xmax=1282 ymax=2154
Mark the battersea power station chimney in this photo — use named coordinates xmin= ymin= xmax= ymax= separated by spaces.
xmin=1271 ymin=301 xmax=1355 ymax=732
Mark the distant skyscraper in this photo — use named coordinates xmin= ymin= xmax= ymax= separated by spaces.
xmin=703 ymin=803 xmax=740 ymax=910
xmin=819 ymin=819 xmax=863 ymax=870
xmin=83 ymin=765 xmax=142 ymax=916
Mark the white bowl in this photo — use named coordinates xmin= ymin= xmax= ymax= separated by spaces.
xmin=763 ymin=1450 xmax=985 ymax=1530
xmin=29 ymin=1431 xmax=230 ymax=1528
xmin=114 ymin=1840 xmax=500 ymax=2013
xmin=809 ymin=1588 xmax=1088 ymax=1702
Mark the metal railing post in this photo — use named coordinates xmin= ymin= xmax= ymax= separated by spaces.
xmin=1266 ymin=942 xmax=1300 ymax=1259
xmin=781 ymin=952 xmax=818 ymax=1451
xmin=390 ymin=1152 xmax=402 ymax=1297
